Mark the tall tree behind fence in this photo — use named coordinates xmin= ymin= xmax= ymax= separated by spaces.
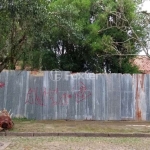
xmin=0 ymin=71 xmax=149 ymax=120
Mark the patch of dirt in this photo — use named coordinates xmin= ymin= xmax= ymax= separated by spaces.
xmin=0 ymin=142 xmax=11 ymax=150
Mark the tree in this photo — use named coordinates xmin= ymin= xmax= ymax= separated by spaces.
xmin=41 ymin=0 xmax=143 ymax=73
xmin=0 ymin=0 xmax=48 ymax=72
xmin=41 ymin=0 xmax=84 ymax=71
xmin=87 ymin=0 xmax=143 ymax=73
xmin=0 ymin=0 xmax=147 ymax=73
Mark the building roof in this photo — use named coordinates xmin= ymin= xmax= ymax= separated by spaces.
xmin=133 ymin=56 xmax=150 ymax=73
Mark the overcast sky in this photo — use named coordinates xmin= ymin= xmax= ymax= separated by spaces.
xmin=142 ymin=0 xmax=150 ymax=12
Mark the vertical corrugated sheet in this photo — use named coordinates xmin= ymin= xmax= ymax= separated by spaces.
xmin=133 ymin=74 xmax=146 ymax=120
xmin=146 ymin=74 xmax=150 ymax=120
xmin=106 ymin=74 xmax=121 ymax=120
xmin=0 ymin=70 xmax=150 ymax=120
xmin=121 ymin=74 xmax=133 ymax=120
xmin=95 ymin=74 xmax=106 ymax=120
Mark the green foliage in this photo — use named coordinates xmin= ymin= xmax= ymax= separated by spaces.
xmin=42 ymin=50 xmax=58 ymax=70
xmin=0 ymin=0 xmax=49 ymax=71
xmin=12 ymin=117 xmax=35 ymax=122
xmin=0 ymin=0 xmax=146 ymax=73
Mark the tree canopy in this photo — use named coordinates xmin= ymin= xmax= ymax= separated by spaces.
xmin=0 ymin=0 xmax=149 ymax=73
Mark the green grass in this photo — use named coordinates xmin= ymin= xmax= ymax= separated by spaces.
xmin=7 ymin=120 xmax=150 ymax=134
xmin=12 ymin=117 xmax=35 ymax=122
xmin=0 ymin=136 xmax=148 ymax=150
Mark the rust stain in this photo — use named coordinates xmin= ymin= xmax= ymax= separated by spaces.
xmin=136 ymin=108 xmax=142 ymax=120
xmin=140 ymin=74 xmax=145 ymax=90
xmin=135 ymin=75 xmax=142 ymax=120
xmin=30 ymin=71 xmax=44 ymax=76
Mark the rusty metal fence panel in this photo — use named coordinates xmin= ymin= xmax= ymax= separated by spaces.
xmin=0 ymin=70 xmax=150 ymax=120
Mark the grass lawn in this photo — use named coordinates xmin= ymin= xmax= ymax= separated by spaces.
xmin=8 ymin=118 xmax=150 ymax=133
xmin=0 ymin=136 xmax=150 ymax=150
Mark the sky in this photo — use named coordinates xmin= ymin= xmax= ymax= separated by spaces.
xmin=142 ymin=0 xmax=150 ymax=13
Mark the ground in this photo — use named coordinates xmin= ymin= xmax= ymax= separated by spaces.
xmin=9 ymin=119 xmax=150 ymax=133
xmin=1 ymin=119 xmax=150 ymax=150
xmin=0 ymin=136 xmax=150 ymax=150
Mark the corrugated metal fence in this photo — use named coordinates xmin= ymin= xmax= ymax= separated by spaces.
xmin=0 ymin=70 xmax=149 ymax=120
